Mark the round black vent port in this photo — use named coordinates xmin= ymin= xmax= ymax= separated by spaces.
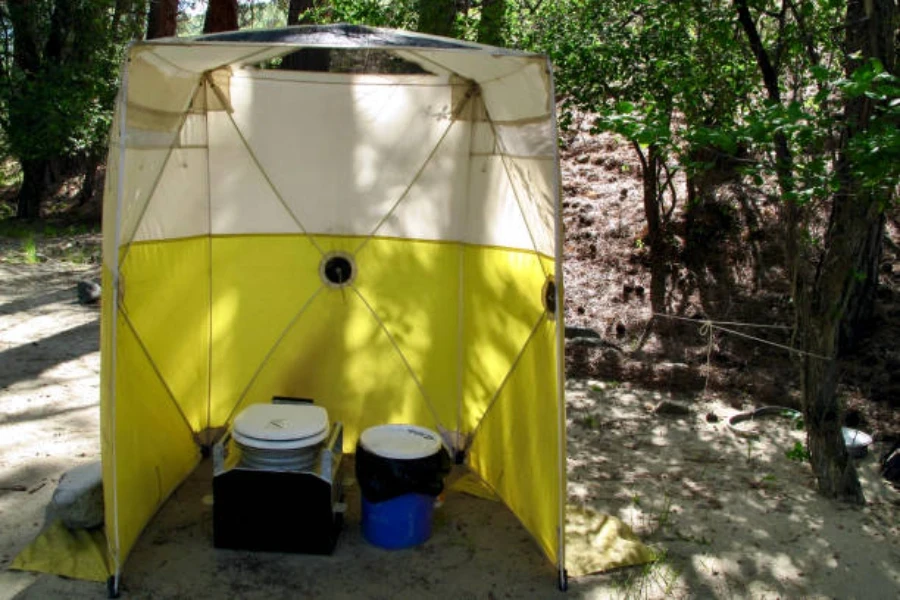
xmin=543 ymin=279 xmax=557 ymax=316
xmin=320 ymin=253 xmax=355 ymax=287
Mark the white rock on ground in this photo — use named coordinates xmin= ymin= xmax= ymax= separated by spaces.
xmin=45 ymin=461 xmax=104 ymax=530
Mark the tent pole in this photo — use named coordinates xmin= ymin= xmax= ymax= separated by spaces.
xmin=547 ymin=57 xmax=568 ymax=591
xmin=456 ymin=88 xmax=480 ymax=462
xmin=204 ymin=76 xmax=214 ymax=440
xmin=107 ymin=43 xmax=133 ymax=598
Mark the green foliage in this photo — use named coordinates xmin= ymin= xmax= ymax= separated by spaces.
xmin=785 ymin=441 xmax=811 ymax=462
xmin=520 ymin=1 xmax=753 ymax=160
xmin=22 ymin=235 xmax=39 ymax=264
xmin=326 ymin=0 xmax=418 ymax=29
xmin=836 ymin=59 xmax=900 ymax=195
xmin=476 ymin=0 xmax=505 ymax=46
xmin=0 ymin=1 xmax=129 ymax=163
xmin=0 ymin=159 xmax=22 ymax=188
xmin=577 ymin=413 xmax=600 ymax=429
xmin=238 ymin=0 xmax=289 ymax=29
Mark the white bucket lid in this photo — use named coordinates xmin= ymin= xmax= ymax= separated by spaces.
xmin=233 ymin=404 xmax=329 ymax=450
xmin=360 ymin=424 xmax=442 ymax=460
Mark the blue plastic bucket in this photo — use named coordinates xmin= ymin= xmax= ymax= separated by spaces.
xmin=361 ymin=493 xmax=434 ymax=549
xmin=357 ymin=425 xmax=444 ymax=549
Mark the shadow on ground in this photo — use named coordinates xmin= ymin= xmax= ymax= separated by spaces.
xmin=11 ymin=462 xmax=559 ymax=599
xmin=566 ymin=380 xmax=900 ymax=599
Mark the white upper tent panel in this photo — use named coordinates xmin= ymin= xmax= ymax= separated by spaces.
xmin=115 ymin=25 xmax=557 ymax=256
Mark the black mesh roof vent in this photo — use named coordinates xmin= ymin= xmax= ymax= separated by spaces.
xmin=194 ymin=24 xmax=487 ymax=51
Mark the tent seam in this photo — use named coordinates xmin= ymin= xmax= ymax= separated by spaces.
xmin=218 ymin=91 xmax=327 ymax=258
xmin=223 ymin=285 xmax=326 ymax=425
xmin=107 ymin=47 xmax=133 ymax=590
xmin=487 ymin=113 xmax=551 ymax=281
xmin=475 ymin=62 xmax=533 ymax=86
xmin=456 ymin=92 xmax=480 ymax=454
xmin=126 ymin=232 xmax=555 ymax=259
xmin=118 ymin=76 xmax=204 ymax=269
xmin=350 ymin=285 xmax=444 ymax=429
xmin=466 ymin=312 xmax=546 ymax=443
xmin=118 ymin=302 xmax=199 ymax=439
xmin=233 ymin=71 xmax=456 ymax=87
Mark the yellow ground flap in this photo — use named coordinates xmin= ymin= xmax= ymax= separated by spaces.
xmin=565 ymin=505 xmax=656 ymax=577
xmin=10 ymin=521 xmax=110 ymax=583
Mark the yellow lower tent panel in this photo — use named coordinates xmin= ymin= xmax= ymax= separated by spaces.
xmin=448 ymin=472 xmax=499 ymax=501
xmin=232 ymin=281 xmax=440 ymax=448
xmin=461 ymin=245 xmax=549 ymax=433
xmin=207 ymin=235 xmax=461 ymax=439
xmin=105 ymin=313 xmax=201 ymax=566
xmin=10 ymin=521 xmax=110 ymax=583
xmin=119 ymin=238 xmax=211 ymax=432
xmin=351 ymin=237 xmax=460 ymax=430
xmin=208 ymin=234 xmax=324 ymax=426
xmin=116 ymin=235 xmax=553 ymax=447
xmin=467 ymin=318 xmax=561 ymax=565
xmin=97 ymin=234 xmax=560 ymax=572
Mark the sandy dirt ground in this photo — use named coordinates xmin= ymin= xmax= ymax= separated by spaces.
xmin=1 ymin=260 xmax=899 ymax=599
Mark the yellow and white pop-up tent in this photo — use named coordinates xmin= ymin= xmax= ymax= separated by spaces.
xmin=99 ymin=24 xmax=566 ymax=590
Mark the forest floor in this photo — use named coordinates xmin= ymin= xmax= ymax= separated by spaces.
xmin=1 ymin=128 xmax=899 ymax=598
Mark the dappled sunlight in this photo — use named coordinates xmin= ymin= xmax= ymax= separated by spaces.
xmin=351 ymin=82 xmax=457 ymax=199
xmin=0 ymin=266 xmax=102 ymax=580
xmin=567 ymin=378 xmax=900 ymax=598
xmin=351 ymin=237 xmax=459 ymax=433
xmin=207 ymin=235 xmax=324 ymax=428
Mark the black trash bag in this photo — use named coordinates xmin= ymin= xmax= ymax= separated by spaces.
xmin=882 ymin=442 xmax=900 ymax=489
xmin=355 ymin=443 xmax=452 ymax=503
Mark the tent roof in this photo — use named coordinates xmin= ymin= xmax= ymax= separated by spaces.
xmin=187 ymin=23 xmax=529 ymax=54
xmin=132 ymin=24 xmax=549 ymax=88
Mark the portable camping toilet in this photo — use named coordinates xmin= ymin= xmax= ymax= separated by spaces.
xmin=99 ymin=24 xmax=566 ymax=593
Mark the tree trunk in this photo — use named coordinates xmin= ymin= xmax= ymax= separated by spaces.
xmin=288 ymin=0 xmax=316 ymax=24
xmin=78 ymin=153 xmax=103 ymax=207
xmin=147 ymin=0 xmax=178 ymax=39
xmin=796 ymin=191 xmax=879 ymax=504
xmin=796 ymin=0 xmax=895 ymax=503
xmin=837 ymin=0 xmax=895 ymax=353
xmin=641 ymin=144 xmax=667 ymax=319
xmin=417 ymin=0 xmax=457 ymax=37
xmin=16 ymin=159 xmax=48 ymax=220
xmin=7 ymin=1 xmax=48 ymax=219
xmin=798 ymin=296 xmax=864 ymax=503
xmin=477 ymin=0 xmax=505 ymax=46
xmin=632 ymin=143 xmax=670 ymax=353
xmin=203 ymin=0 xmax=239 ymax=34
xmin=282 ymin=0 xmax=330 ymax=71
xmin=839 ymin=213 xmax=884 ymax=352
xmin=733 ymin=0 xmax=799 ymax=296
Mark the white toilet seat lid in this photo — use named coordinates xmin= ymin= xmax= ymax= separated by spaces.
xmin=233 ymin=404 xmax=329 ymax=450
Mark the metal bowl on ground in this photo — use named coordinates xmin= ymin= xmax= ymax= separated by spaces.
xmin=843 ymin=427 xmax=873 ymax=459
